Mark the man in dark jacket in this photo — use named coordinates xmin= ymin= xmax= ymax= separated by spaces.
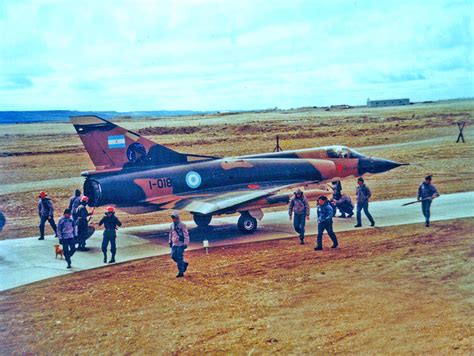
xmin=355 ymin=177 xmax=375 ymax=227
xmin=76 ymin=196 xmax=92 ymax=251
xmin=289 ymin=188 xmax=310 ymax=244
xmin=417 ymin=175 xmax=440 ymax=227
xmin=37 ymin=191 xmax=57 ymax=240
xmin=68 ymin=189 xmax=82 ymax=222
xmin=315 ymin=196 xmax=338 ymax=251
xmin=57 ymin=208 xmax=76 ymax=268
xmin=99 ymin=206 xmax=122 ymax=263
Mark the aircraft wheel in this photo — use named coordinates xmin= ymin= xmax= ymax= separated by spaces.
xmin=238 ymin=213 xmax=257 ymax=234
xmin=193 ymin=214 xmax=212 ymax=227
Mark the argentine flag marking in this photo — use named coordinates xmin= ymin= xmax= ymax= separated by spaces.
xmin=108 ymin=135 xmax=126 ymax=149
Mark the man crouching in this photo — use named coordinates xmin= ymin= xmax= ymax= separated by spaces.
xmin=169 ymin=211 xmax=190 ymax=278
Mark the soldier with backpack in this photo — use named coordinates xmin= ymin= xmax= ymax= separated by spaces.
xmin=168 ymin=211 xmax=190 ymax=278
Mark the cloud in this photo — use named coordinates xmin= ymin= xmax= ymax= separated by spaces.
xmin=0 ymin=0 xmax=472 ymax=110
xmin=0 ymin=75 xmax=33 ymax=90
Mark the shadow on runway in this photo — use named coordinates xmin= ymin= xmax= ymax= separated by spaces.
xmin=132 ymin=224 xmax=260 ymax=244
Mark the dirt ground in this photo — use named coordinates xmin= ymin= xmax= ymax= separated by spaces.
xmin=1 ymin=99 xmax=473 ymax=239
xmin=0 ymin=219 xmax=472 ymax=354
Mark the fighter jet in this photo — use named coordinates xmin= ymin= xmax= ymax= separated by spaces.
xmin=71 ymin=116 xmax=405 ymax=233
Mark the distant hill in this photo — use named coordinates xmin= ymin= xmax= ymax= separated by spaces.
xmin=0 ymin=110 xmax=215 ymax=124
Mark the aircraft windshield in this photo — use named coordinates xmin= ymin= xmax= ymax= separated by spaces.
xmin=326 ymin=146 xmax=350 ymax=159
xmin=326 ymin=146 xmax=365 ymax=159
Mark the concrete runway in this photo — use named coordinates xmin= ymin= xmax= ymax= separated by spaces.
xmin=1 ymin=191 xmax=473 ymax=291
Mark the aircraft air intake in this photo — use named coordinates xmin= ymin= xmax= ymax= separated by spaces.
xmin=83 ymin=179 xmax=102 ymax=207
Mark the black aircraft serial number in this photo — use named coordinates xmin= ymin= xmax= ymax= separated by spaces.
xmin=148 ymin=178 xmax=173 ymax=190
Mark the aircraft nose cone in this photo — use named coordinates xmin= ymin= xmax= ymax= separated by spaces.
xmin=358 ymin=157 xmax=407 ymax=175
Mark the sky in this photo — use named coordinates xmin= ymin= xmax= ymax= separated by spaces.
xmin=0 ymin=0 xmax=472 ymax=111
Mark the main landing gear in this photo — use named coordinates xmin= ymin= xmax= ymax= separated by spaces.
xmin=237 ymin=212 xmax=258 ymax=234
xmin=193 ymin=211 xmax=260 ymax=234
xmin=193 ymin=214 xmax=212 ymax=227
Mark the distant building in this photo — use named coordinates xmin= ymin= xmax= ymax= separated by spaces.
xmin=367 ymin=98 xmax=410 ymax=107
xmin=330 ymin=104 xmax=352 ymax=110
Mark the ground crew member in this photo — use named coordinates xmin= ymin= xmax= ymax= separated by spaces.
xmin=76 ymin=196 xmax=92 ymax=251
xmin=330 ymin=180 xmax=342 ymax=200
xmin=0 ymin=211 xmax=5 ymax=232
xmin=168 ymin=211 xmax=190 ymax=278
xmin=37 ymin=191 xmax=57 ymax=240
xmin=289 ymin=188 xmax=310 ymax=244
xmin=315 ymin=196 xmax=338 ymax=250
xmin=99 ymin=206 xmax=122 ymax=263
xmin=355 ymin=177 xmax=375 ymax=227
xmin=68 ymin=189 xmax=82 ymax=222
xmin=418 ymin=175 xmax=440 ymax=227
xmin=334 ymin=193 xmax=354 ymax=218
xmin=57 ymin=208 xmax=76 ymax=269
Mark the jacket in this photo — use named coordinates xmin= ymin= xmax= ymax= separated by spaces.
xmin=38 ymin=198 xmax=54 ymax=218
xmin=99 ymin=214 xmax=122 ymax=238
xmin=68 ymin=196 xmax=81 ymax=217
xmin=356 ymin=184 xmax=371 ymax=204
xmin=335 ymin=194 xmax=353 ymax=208
xmin=289 ymin=195 xmax=310 ymax=216
xmin=169 ymin=221 xmax=190 ymax=247
xmin=57 ymin=216 xmax=75 ymax=240
xmin=317 ymin=202 xmax=334 ymax=224
xmin=76 ymin=204 xmax=91 ymax=221
xmin=418 ymin=182 xmax=439 ymax=200
xmin=331 ymin=181 xmax=342 ymax=200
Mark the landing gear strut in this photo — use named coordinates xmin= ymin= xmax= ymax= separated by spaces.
xmin=238 ymin=212 xmax=258 ymax=234
xmin=193 ymin=214 xmax=212 ymax=227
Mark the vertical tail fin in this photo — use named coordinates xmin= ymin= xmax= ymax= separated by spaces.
xmin=71 ymin=115 xmax=186 ymax=170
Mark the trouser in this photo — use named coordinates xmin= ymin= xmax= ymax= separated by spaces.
xmin=39 ymin=216 xmax=57 ymax=238
xmin=76 ymin=219 xmax=88 ymax=249
xmin=171 ymin=246 xmax=186 ymax=274
xmin=317 ymin=220 xmax=338 ymax=248
xmin=293 ymin=213 xmax=306 ymax=239
xmin=356 ymin=201 xmax=374 ymax=225
xmin=102 ymin=234 xmax=116 ymax=259
xmin=421 ymin=200 xmax=432 ymax=224
xmin=338 ymin=202 xmax=354 ymax=216
xmin=60 ymin=238 xmax=76 ymax=265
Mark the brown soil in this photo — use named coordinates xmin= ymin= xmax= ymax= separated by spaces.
xmin=0 ymin=219 xmax=472 ymax=354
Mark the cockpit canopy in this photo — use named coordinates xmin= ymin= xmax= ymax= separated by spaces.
xmin=326 ymin=145 xmax=364 ymax=159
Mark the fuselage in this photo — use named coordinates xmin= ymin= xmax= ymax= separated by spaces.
xmin=83 ymin=145 xmax=402 ymax=214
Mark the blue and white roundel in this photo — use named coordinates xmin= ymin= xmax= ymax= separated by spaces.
xmin=185 ymin=171 xmax=202 ymax=189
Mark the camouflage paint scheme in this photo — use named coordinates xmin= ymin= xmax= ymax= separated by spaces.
xmin=72 ymin=116 xmax=404 ymax=232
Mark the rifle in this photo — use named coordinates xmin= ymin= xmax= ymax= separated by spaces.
xmin=401 ymin=196 xmax=436 ymax=206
